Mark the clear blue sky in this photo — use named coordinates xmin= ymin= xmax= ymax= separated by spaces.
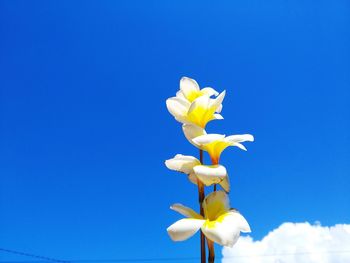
xmin=0 ymin=0 xmax=349 ymax=262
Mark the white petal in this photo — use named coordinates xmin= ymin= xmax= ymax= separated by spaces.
xmin=167 ymin=218 xmax=205 ymax=241
xmin=176 ymin=90 xmax=186 ymax=99
xmin=234 ymin=142 xmax=247 ymax=151
xmin=174 ymin=154 xmax=199 ymax=162
xmin=193 ymin=165 xmax=227 ymax=186
xmin=225 ymin=134 xmax=254 ymax=143
xmin=186 ymin=95 xmax=214 ymax=128
xmin=231 ymin=210 xmax=251 ymax=233
xmin=165 ymin=154 xmax=200 ymax=174
xmin=201 ymin=87 xmax=219 ymax=97
xmin=180 ymin=77 xmax=200 ymax=97
xmin=209 ymin=90 xmax=226 ymax=110
xmin=187 ymin=94 xmax=210 ymax=115
xmin=201 ymin=210 xmax=250 ymax=247
xmin=216 ymin=103 xmax=223 ymax=113
xmin=213 ymin=113 xmax=224 ymax=120
xmin=182 ymin=124 xmax=207 ymax=148
xmin=224 ymin=134 xmax=254 ymax=151
xmin=192 ymin=134 xmax=225 ymax=145
xmin=166 ymin=97 xmax=190 ymax=123
xmin=170 ymin=203 xmax=203 ymax=219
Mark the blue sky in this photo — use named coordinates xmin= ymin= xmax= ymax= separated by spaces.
xmin=0 ymin=0 xmax=349 ymax=262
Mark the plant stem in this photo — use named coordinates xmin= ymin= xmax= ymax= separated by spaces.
xmin=208 ymin=158 xmax=216 ymax=262
xmin=198 ymin=149 xmax=206 ymax=263
xmin=207 ymin=239 xmax=215 ymax=263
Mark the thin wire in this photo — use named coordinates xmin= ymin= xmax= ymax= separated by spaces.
xmin=0 ymin=259 xmax=198 ymax=263
xmin=1 ymin=247 xmax=350 ymax=263
xmin=0 ymin=248 xmax=68 ymax=263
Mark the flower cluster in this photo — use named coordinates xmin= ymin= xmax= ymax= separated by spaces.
xmin=165 ymin=77 xmax=254 ymax=261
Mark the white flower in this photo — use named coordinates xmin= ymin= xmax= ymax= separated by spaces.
xmin=176 ymin=77 xmax=221 ymax=105
xmin=167 ymin=191 xmax=251 ymax=247
xmin=166 ymin=77 xmax=225 ymax=128
xmin=192 ymin=134 xmax=254 ymax=164
xmin=165 ymin=154 xmax=230 ymax=192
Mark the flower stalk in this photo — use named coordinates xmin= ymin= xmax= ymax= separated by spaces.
xmin=198 ymin=149 xmax=206 ymax=263
xmin=207 ymin=239 xmax=215 ymax=263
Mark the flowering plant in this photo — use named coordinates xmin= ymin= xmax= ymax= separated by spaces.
xmin=165 ymin=77 xmax=254 ymax=263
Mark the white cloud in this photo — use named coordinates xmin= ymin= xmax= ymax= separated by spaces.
xmin=222 ymin=222 xmax=350 ymax=263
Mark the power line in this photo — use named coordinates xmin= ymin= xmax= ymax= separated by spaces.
xmin=0 ymin=248 xmax=68 ymax=263
xmin=0 ymin=249 xmax=199 ymax=263
xmin=65 ymin=250 xmax=350 ymax=261
xmin=0 ymin=260 xmax=198 ymax=263
xmin=1 ymin=247 xmax=350 ymax=263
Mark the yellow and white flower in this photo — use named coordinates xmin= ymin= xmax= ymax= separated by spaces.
xmin=176 ymin=77 xmax=220 ymax=103
xmin=165 ymin=154 xmax=230 ymax=192
xmin=192 ymin=134 xmax=254 ymax=164
xmin=166 ymin=77 xmax=225 ymax=128
xmin=167 ymin=191 xmax=251 ymax=247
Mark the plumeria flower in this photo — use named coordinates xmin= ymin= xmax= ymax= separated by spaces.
xmin=167 ymin=190 xmax=251 ymax=247
xmin=192 ymin=134 xmax=254 ymax=164
xmin=166 ymin=77 xmax=225 ymax=128
xmin=165 ymin=154 xmax=230 ymax=192
xmin=176 ymin=77 xmax=221 ymax=107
